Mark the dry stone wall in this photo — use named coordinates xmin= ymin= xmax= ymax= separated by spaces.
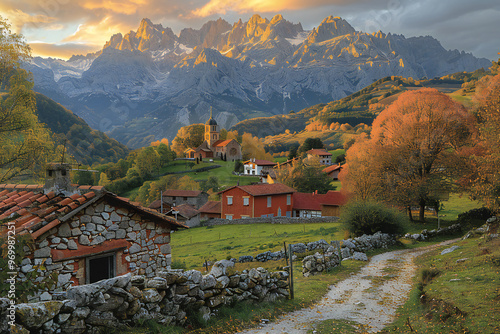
xmin=5 ymin=260 xmax=289 ymax=333
xmin=302 ymin=232 xmax=398 ymax=276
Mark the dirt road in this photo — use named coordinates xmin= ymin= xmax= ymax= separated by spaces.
xmin=237 ymin=240 xmax=458 ymax=334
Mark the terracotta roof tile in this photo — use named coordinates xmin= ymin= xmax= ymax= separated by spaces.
xmin=78 ymin=185 xmax=92 ymax=190
xmin=293 ymin=191 xmax=347 ymax=211
xmin=199 ymin=201 xmax=221 ymax=214
xmin=307 ymin=149 xmax=332 ymax=156
xmin=14 ymin=184 xmax=27 ymax=189
xmin=1 ymin=183 xmax=185 ymax=239
xmin=90 ymin=186 xmax=104 ymax=191
xmin=221 ymin=183 xmax=295 ymax=196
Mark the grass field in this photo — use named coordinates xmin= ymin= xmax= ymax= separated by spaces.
xmin=382 ymin=229 xmax=500 ymax=333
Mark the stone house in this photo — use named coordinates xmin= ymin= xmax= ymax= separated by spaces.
xmin=198 ymin=201 xmax=221 ymax=219
xmin=306 ymin=149 xmax=332 ymax=165
xmin=323 ymin=163 xmax=343 ymax=180
xmin=160 ymin=189 xmax=208 ymax=209
xmin=165 ymin=203 xmax=201 ymax=227
xmin=0 ymin=163 xmax=185 ymax=301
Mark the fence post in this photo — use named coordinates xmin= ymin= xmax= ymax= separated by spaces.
xmin=283 ymin=242 xmax=289 ymax=268
xmin=288 ymin=244 xmax=294 ymax=300
xmin=336 ymin=240 xmax=342 ymax=265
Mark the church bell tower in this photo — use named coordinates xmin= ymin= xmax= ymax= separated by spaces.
xmin=205 ymin=106 xmax=219 ymax=148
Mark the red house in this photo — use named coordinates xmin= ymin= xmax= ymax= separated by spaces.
xmin=219 ymin=183 xmax=295 ymax=220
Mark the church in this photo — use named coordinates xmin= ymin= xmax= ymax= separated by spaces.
xmin=185 ymin=108 xmax=242 ymax=161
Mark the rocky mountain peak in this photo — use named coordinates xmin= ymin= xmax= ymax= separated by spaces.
xmin=246 ymin=14 xmax=269 ymax=40
xmin=270 ymin=14 xmax=284 ymax=25
xmin=307 ymin=16 xmax=356 ymax=43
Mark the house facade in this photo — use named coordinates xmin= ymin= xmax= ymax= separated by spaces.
xmin=0 ymin=164 xmax=185 ymax=301
xmin=293 ymin=191 xmax=347 ymax=218
xmin=219 ymin=183 xmax=295 ymax=219
xmin=243 ymin=159 xmax=276 ymax=176
xmin=307 ymin=149 xmax=333 ymax=165
xmin=186 ymin=108 xmax=242 ymax=161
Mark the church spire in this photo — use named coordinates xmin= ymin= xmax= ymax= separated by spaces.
xmin=210 ymin=106 xmax=213 ymax=119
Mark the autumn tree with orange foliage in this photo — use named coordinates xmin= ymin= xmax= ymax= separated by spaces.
xmin=171 ymin=124 xmax=204 ymax=156
xmin=241 ymin=133 xmax=273 ymax=161
xmin=341 ymin=88 xmax=475 ymax=222
xmin=465 ymin=74 xmax=500 ymax=212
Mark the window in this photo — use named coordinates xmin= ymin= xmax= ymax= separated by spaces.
xmin=287 ymin=194 xmax=291 ymax=205
xmin=243 ymin=197 xmax=249 ymax=206
xmin=213 ymin=134 xmax=217 ymax=139
xmin=183 ymin=197 xmax=187 ymax=201
xmin=225 ymin=214 xmax=233 ymax=220
xmin=213 ymin=126 xmax=216 ymax=131
xmin=241 ymin=215 xmax=249 ymax=219
xmin=227 ymin=196 xmax=233 ymax=205
xmin=277 ymin=208 xmax=281 ymax=217
xmin=286 ymin=211 xmax=291 ymax=217
xmin=87 ymin=253 xmax=115 ymax=284
xmin=267 ymin=196 xmax=272 ymax=207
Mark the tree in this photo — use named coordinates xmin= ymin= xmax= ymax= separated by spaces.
xmin=241 ymin=133 xmax=273 ymax=161
xmin=276 ymin=158 xmax=336 ymax=194
xmin=288 ymin=144 xmax=299 ymax=160
xmin=134 ymin=147 xmax=161 ymax=179
xmin=155 ymin=143 xmax=175 ymax=167
xmin=200 ymin=176 xmax=219 ymax=192
xmin=343 ymin=88 xmax=475 ymax=221
xmin=0 ymin=18 xmax=52 ymax=182
xmin=98 ymin=172 xmax=110 ymax=187
xmin=171 ymin=124 xmax=205 ymax=156
xmin=466 ymin=74 xmax=500 ymax=212
xmin=298 ymin=137 xmax=324 ymax=154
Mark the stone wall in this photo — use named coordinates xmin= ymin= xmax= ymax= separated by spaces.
xmin=302 ymin=232 xmax=398 ymax=276
xmin=403 ymin=223 xmax=462 ymax=241
xmin=5 ymin=260 xmax=289 ymax=333
xmin=204 ymin=216 xmax=339 ymax=226
xmin=21 ymin=199 xmax=173 ymax=302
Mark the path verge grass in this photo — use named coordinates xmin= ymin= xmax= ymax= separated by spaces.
xmin=382 ymin=230 xmax=500 ymax=333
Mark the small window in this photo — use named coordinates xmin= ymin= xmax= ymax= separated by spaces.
xmin=225 ymin=214 xmax=233 ymax=220
xmin=287 ymin=194 xmax=291 ymax=205
xmin=227 ymin=196 xmax=233 ymax=205
xmin=277 ymin=208 xmax=281 ymax=217
xmin=183 ymin=197 xmax=187 ymax=201
xmin=286 ymin=211 xmax=291 ymax=217
xmin=87 ymin=253 xmax=115 ymax=284
xmin=241 ymin=215 xmax=249 ymax=219
xmin=267 ymin=196 xmax=272 ymax=207
xmin=243 ymin=197 xmax=249 ymax=206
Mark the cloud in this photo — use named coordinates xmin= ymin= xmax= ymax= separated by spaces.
xmin=0 ymin=9 xmax=56 ymax=32
xmin=29 ymin=41 xmax=101 ymax=59
xmin=82 ymin=0 xmax=148 ymax=16
xmin=191 ymin=0 xmax=374 ymax=17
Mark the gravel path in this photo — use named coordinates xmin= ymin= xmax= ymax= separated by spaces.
xmin=237 ymin=239 xmax=458 ymax=334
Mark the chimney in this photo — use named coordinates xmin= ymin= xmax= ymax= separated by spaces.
xmin=44 ymin=163 xmax=74 ymax=195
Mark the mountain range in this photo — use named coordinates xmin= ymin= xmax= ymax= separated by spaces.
xmin=26 ymin=15 xmax=491 ymax=148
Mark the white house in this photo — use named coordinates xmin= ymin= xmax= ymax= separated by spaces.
xmin=243 ymin=159 xmax=276 ymax=176
xmin=306 ymin=149 xmax=332 ymax=165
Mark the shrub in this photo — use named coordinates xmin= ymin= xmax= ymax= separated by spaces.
xmin=341 ymin=200 xmax=406 ymax=237
xmin=457 ymin=207 xmax=494 ymax=228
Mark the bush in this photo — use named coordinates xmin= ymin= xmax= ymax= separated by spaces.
xmin=341 ymin=201 xmax=406 ymax=237
xmin=456 ymin=207 xmax=494 ymax=228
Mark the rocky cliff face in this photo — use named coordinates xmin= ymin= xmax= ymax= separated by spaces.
xmin=26 ymin=15 xmax=491 ymax=148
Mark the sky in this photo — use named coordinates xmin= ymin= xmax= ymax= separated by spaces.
xmin=1 ymin=0 xmax=499 ymax=61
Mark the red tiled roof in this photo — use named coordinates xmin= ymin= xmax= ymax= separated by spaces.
xmin=221 ymin=183 xmax=295 ymax=196
xmin=307 ymin=149 xmax=332 ymax=156
xmin=323 ymin=164 xmax=343 ymax=173
xmin=212 ymin=139 xmax=234 ymax=147
xmin=293 ymin=191 xmax=347 ymax=211
xmin=244 ymin=159 xmax=276 ymax=166
xmin=0 ymin=184 xmax=186 ymax=239
xmin=198 ymin=201 xmax=221 ymax=214
xmin=162 ymin=189 xmax=203 ymax=197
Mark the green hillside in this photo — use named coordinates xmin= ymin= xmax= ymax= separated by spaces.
xmin=232 ymin=70 xmax=490 ymax=141
xmin=35 ymin=93 xmax=130 ymax=165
